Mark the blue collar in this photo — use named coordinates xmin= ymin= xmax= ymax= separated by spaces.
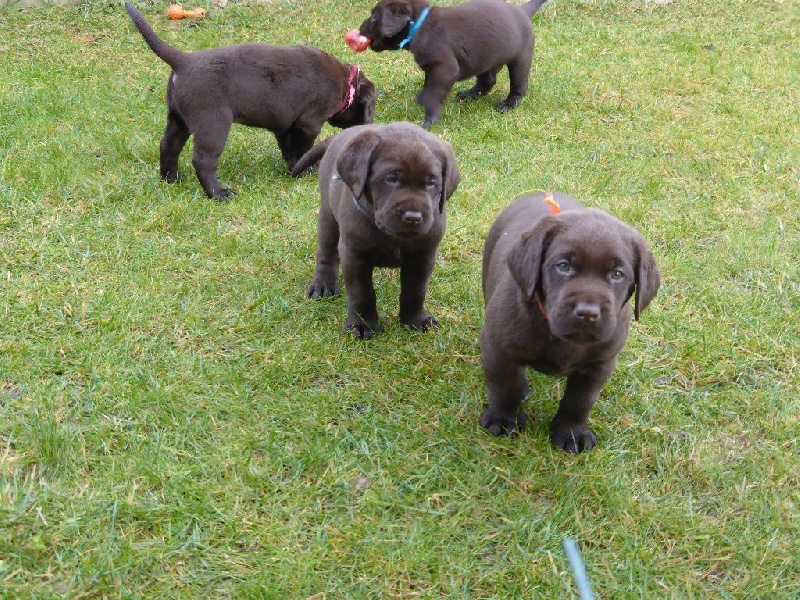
xmin=398 ymin=7 xmax=430 ymax=49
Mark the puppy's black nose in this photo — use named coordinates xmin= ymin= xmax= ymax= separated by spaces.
xmin=402 ymin=210 xmax=424 ymax=224
xmin=574 ymin=303 xmax=601 ymax=323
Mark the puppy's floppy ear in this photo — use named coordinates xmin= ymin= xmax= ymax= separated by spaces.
xmin=432 ymin=139 xmax=460 ymax=213
xmin=381 ymin=2 xmax=412 ymax=37
xmin=356 ymin=75 xmax=377 ymax=124
xmin=336 ymin=130 xmax=381 ymax=202
xmin=507 ymin=217 xmax=560 ymax=303
xmin=632 ymin=234 xmax=660 ymax=320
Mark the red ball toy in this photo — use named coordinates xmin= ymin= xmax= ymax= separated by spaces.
xmin=345 ymin=30 xmax=371 ymax=52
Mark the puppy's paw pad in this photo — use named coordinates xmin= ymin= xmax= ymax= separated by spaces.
xmin=480 ymin=409 xmax=528 ymax=436
xmin=551 ymin=426 xmax=597 ymax=454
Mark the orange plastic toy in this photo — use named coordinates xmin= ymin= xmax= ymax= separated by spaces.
xmin=167 ymin=3 xmax=207 ymax=19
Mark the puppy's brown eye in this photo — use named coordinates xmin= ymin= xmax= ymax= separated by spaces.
xmin=610 ymin=269 xmax=625 ymax=281
xmin=555 ymin=260 xmax=571 ymax=273
xmin=386 ymin=172 xmax=400 ymax=184
xmin=426 ymin=178 xmax=438 ymax=189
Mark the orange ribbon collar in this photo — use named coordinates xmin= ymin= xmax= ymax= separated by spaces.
xmin=543 ymin=192 xmax=561 ymax=215
xmin=533 ymin=192 xmax=559 ymax=318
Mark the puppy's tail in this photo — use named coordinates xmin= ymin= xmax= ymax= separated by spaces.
xmin=291 ymin=138 xmax=333 ymax=177
xmin=125 ymin=2 xmax=188 ymax=69
xmin=522 ymin=0 xmax=548 ymax=18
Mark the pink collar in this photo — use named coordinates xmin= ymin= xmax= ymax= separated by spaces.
xmin=334 ymin=65 xmax=360 ymax=115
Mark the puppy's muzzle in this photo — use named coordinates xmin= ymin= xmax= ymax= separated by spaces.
xmin=549 ymin=295 xmax=616 ymax=344
xmin=376 ymin=194 xmax=435 ymax=238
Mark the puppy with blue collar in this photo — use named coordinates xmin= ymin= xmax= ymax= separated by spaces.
xmin=354 ymin=0 xmax=548 ymax=128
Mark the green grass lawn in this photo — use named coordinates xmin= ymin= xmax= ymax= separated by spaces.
xmin=1 ymin=0 xmax=798 ymax=597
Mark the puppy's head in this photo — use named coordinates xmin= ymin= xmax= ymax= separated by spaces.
xmin=508 ymin=210 xmax=659 ymax=344
xmin=328 ymin=71 xmax=378 ymax=129
xmin=358 ymin=0 xmax=414 ymax=51
xmin=336 ymin=124 xmax=460 ymax=239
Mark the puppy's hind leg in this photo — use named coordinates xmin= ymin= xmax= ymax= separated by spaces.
xmin=276 ymin=124 xmax=320 ymax=172
xmin=498 ymin=54 xmax=532 ymax=112
xmin=456 ymin=69 xmax=500 ymax=102
xmin=160 ymin=108 xmax=190 ymax=183
xmin=191 ymin=118 xmax=234 ymax=200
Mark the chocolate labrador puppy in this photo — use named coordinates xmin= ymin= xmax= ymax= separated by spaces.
xmin=480 ymin=192 xmax=660 ymax=453
xmin=125 ymin=3 xmax=376 ymax=199
xmin=357 ymin=0 xmax=547 ymax=128
xmin=294 ymin=123 xmax=459 ymax=339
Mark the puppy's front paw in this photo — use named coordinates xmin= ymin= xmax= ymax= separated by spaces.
xmin=213 ymin=188 xmax=236 ymax=201
xmin=480 ymin=408 xmax=528 ymax=436
xmin=400 ymin=312 xmax=438 ymax=332
xmin=308 ymin=278 xmax=339 ymax=299
xmin=344 ymin=318 xmax=382 ymax=340
xmin=162 ymin=170 xmax=185 ymax=183
xmin=497 ymin=96 xmax=523 ymax=112
xmin=551 ymin=423 xmax=597 ymax=454
xmin=456 ymin=88 xmax=483 ymax=102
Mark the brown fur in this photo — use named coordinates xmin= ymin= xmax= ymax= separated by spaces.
xmin=358 ymin=0 xmax=547 ymax=128
xmin=125 ymin=2 xmax=376 ymax=199
xmin=480 ymin=193 xmax=660 ymax=452
xmin=301 ymin=123 xmax=460 ymax=339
